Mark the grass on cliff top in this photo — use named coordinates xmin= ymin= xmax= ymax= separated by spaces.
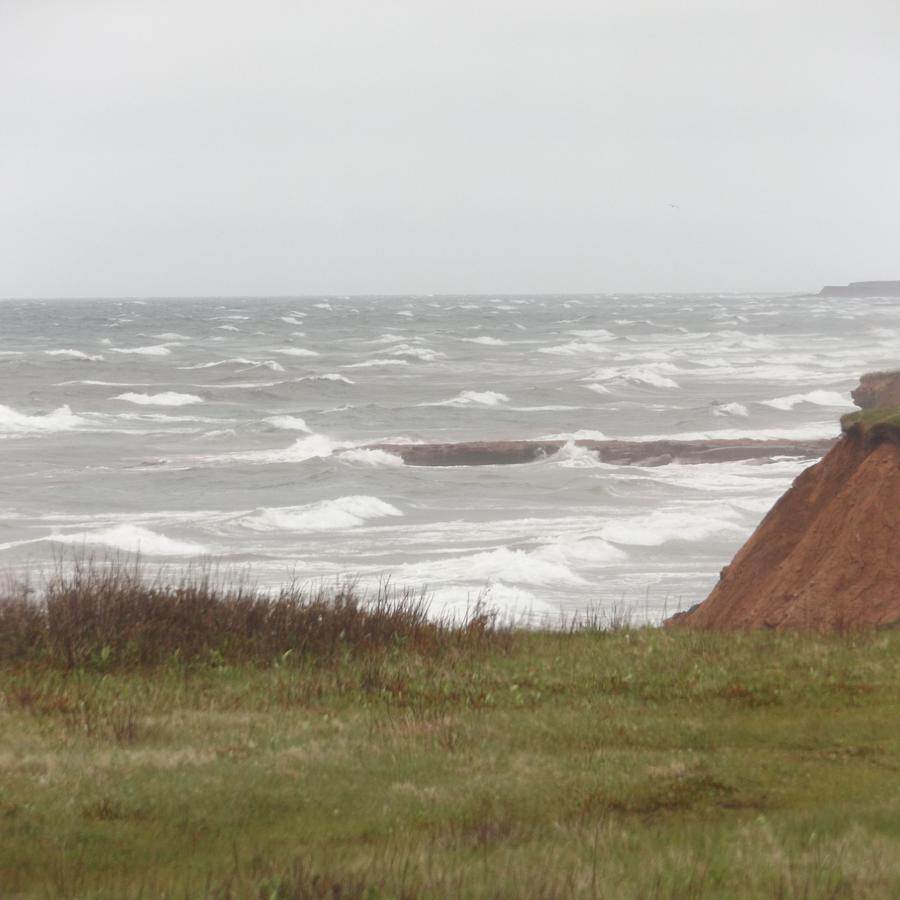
xmin=1 ymin=563 xmax=899 ymax=898
xmin=840 ymin=407 xmax=900 ymax=433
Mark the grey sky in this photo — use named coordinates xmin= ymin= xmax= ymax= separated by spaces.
xmin=2 ymin=0 xmax=898 ymax=297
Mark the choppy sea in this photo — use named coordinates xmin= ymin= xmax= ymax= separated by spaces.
xmin=2 ymin=293 xmax=897 ymax=622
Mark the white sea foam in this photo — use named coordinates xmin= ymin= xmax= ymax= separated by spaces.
xmin=337 ymin=448 xmax=405 ymax=466
xmin=713 ymin=402 xmax=750 ymax=417
xmin=388 ymin=344 xmax=444 ymax=362
xmin=538 ymin=341 xmax=611 ymax=356
xmin=601 ymin=507 xmax=745 ymax=546
xmin=276 ymin=348 xmax=319 ymax=357
xmin=429 ymin=391 xmax=510 ymax=408
xmin=397 ymin=546 xmax=588 ymax=588
xmin=115 ymin=392 xmax=204 ymax=406
xmin=110 ymin=344 xmax=175 ymax=356
xmin=280 ymin=316 xmax=305 ymax=325
xmin=623 ymin=423 xmax=839 ymax=441
xmin=264 ymin=415 xmax=311 ymax=432
xmin=463 ymin=336 xmax=507 ymax=346
xmin=584 ymin=383 xmax=611 ymax=395
xmin=344 ymin=359 xmax=409 ymax=368
xmin=179 ymin=358 xmax=286 ymax=372
xmin=241 ymin=495 xmax=403 ymax=531
xmin=550 ymin=441 xmax=603 ymax=468
xmin=539 ymin=429 xmax=608 ymax=441
xmin=50 ymin=524 xmax=208 ymax=556
xmin=568 ymin=329 xmax=616 ymax=339
xmin=428 ymin=583 xmax=555 ymax=622
xmin=0 ymin=404 xmax=89 ymax=435
xmin=298 ymin=373 xmax=354 ymax=384
xmin=511 ymin=405 xmax=581 ymax=412
xmin=229 ymin=433 xmax=346 ymax=464
xmin=759 ymin=390 xmax=850 ymax=411
xmin=153 ymin=332 xmax=191 ymax=340
xmin=589 ymin=366 xmax=680 ymax=389
xmin=45 ymin=349 xmax=105 ymax=362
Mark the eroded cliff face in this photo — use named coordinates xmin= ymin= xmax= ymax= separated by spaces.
xmin=851 ymin=370 xmax=900 ymax=410
xmin=667 ymin=414 xmax=900 ymax=631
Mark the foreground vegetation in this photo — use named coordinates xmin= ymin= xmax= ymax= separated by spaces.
xmin=1 ymin=564 xmax=898 ymax=898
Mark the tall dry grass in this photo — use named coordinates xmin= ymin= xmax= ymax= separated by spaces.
xmin=0 ymin=557 xmax=509 ymax=670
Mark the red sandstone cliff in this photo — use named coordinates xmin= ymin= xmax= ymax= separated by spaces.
xmin=667 ymin=381 xmax=900 ymax=631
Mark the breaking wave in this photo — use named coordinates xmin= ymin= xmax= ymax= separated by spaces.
xmin=240 ymin=495 xmax=403 ymax=531
xmin=337 ymin=448 xmax=405 ymax=466
xmin=264 ymin=415 xmax=311 ymax=432
xmin=110 ymin=344 xmax=174 ymax=356
xmin=44 ymin=349 xmax=104 ymax=362
xmin=50 ymin=524 xmax=209 ymax=556
xmin=115 ymin=392 xmax=204 ymax=406
xmin=0 ymin=404 xmax=89 ymax=435
xmin=759 ymin=390 xmax=851 ymax=411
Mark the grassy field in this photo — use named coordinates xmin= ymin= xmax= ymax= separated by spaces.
xmin=1 ymin=565 xmax=898 ymax=898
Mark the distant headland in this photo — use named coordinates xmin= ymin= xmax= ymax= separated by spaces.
xmin=819 ymin=280 xmax=900 ymax=297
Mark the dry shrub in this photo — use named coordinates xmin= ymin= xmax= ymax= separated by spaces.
xmin=0 ymin=557 xmax=510 ymax=671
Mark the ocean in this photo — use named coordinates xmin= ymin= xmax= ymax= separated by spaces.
xmin=2 ymin=293 xmax=897 ymax=622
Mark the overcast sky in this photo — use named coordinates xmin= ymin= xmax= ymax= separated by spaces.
xmin=1 ymin=1 xmax=898 ymax=297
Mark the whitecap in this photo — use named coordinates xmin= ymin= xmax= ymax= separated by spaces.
xmin=264 ymin=415 xmax=311 ymax=432
xmin=712 ymin=402 xmax=750 ymax=417
xmin=568 ymin=329 xmax=616 ymax=340
xmin=759 ymin=390 xmax=851 ymax=411
xmin=583 ymin=383 xmax=611 ymax=395
xmin=281 ymin=316 xmax=305 ymax=325
xmin=241 ymin=495 xmax=403 ymax=531
xmin=178 ymin=358 xmax=286 ymax=373
xmin=115 ymin=392 xmax=204 ymax=407
xmin=44 ymin=349 xmax=104 ymax=362
xmin=539 ymin=429 xmax=608 ymax=441
xmin=276 ymin=348 xmax=319 ymax=357
xmin=110 ymin=344 xmax=173 ymax=356
xmin=463 ymin=336 xmax=507 ymax=346
xmin=549 ymin=441 xmax=603 ymax=468
xmin=388 ymin=344 xmax=444 ymax=362
xmin=229 ymin=433 xmax=346 ymax=464
xmin=344 ymin=359 xmax=409 ymax=368
xmin=217 ymin=325 xmax=240 ymax=332
xmin=0 ymin=404 xmax=89 ymax=435
xmin=601 ymin=507 xmax=745 ymax=546
xmin=538 ymin=341 xmax=610 ymax=356
xmin=337 ymin=448 xmax=405 ymax=466
xmin=50 ymin=524 xmax=208 ymax=556
xmin=427 ymin=390 xmax=510 ymax=408
xmin=396 ymin=546 xmax=587 ymax=588
xmin=298 ymin=373 xmax=354 ymax=384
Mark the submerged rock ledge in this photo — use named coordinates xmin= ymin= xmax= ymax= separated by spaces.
xmin=368 ymin=437 xmax=835 ymax=467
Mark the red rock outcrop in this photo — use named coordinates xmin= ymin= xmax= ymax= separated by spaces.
xmin=851 ymin=370 xmax=900 ymax=410
xmin=667 ymin=417 xmax=900 ymax=631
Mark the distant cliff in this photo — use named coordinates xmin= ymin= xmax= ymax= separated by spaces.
xmin=819 ymin=281 xmax=900 ymax=297
xmin=667 ymin=371 xmax=900 ymax=631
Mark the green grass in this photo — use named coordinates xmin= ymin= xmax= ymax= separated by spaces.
xmin=840 ymin=407 xmax=900 ymax=433
xmin=2 ymin=615 xmax=899 ymax=897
